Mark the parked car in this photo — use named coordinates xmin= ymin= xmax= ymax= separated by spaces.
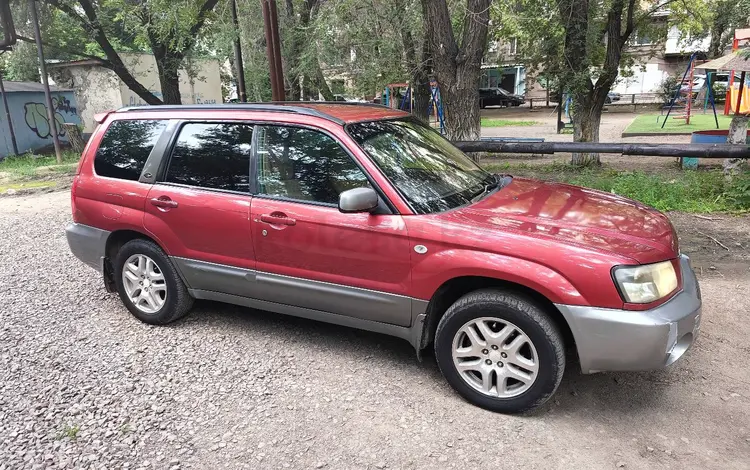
xmin=605 ymin=92 xmax=621 ymax=104
xmin=479 ymin=87 xmax=525 ymax=108
xmin=67 ymin=103 xmax=702 ymax=414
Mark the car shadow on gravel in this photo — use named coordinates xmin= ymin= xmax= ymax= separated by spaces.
xmin=169 ymin=300 xmax=679 ymax=416
xmin=176 ymin=300 xmax=427 ymax=365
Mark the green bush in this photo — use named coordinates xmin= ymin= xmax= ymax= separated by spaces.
xmin=482 ymin=162 xmax=750 ymax=213
xmin=726 ymin=174 xmax=750 ymax=209
xmin=659 ymin=75 xmax=681 ymax=105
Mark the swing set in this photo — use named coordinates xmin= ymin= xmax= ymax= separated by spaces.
xmin=381 ymin=82 xmax=446 ymax=134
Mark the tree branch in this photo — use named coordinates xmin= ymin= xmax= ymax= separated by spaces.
xmin=457 ymin=0 xmax=491 ymax=65
xmin=16 ymin=34 xmax=113 ymax=65
xmin=621 ymin=0 xmax=637 ymax=42
xmin=47 ymin=0 xmax=163 ymax=105
xmin=188 ymin=0 xmax=221 ymax=41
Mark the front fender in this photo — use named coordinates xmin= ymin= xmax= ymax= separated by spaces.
xmin=410 ymin=249 xmax=586 ymax=305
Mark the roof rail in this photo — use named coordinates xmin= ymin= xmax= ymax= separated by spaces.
xmin=115 ymin=101 xmax=395 ymax=124
xmin=115 ymin=103 xmax=346 ymax=124
xmin=273 ymin=101 xmax=390 ymax=109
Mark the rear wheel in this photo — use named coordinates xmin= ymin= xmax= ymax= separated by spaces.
xmin=434 ymin=289 xmax=565 ymax=413
xmin=114 ymin=239 xmax=193 ymax=324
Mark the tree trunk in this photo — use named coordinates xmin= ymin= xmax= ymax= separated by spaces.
xmin=153 ymin=48 xmax=183 ymax=104
xmin=313 ymin=61 xmax=334 ymax=101
xmin=571 ymin=104 xmax=603 ymax=165
xmin=63 ymin=123 xmax=85 ymax=152
xmin=421 ymin=0 xmax=490 ymax=140
xmin=724 ymin=114 xmax=748 ymax=177
xmin=159 ymin=65 xmax=182 ymax=104
xmin=442 ymin=85 xmax=482 ymax=140
xmin=302 ymin=74 xmax=313 ymax=100
xmin=708 ymin=23 xmax=728 ymax=59
xmin=412 ymin=78 xmax=432 ymax=122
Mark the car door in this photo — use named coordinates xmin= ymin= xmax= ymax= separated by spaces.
xmin=143 ymin=122 xmax=256 ymax=297
xmin=248 ymin=124 xmax=414 ymax=327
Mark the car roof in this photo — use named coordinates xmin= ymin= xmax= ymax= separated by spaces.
xmin=113 ymin=102 xmax=409 ymax=125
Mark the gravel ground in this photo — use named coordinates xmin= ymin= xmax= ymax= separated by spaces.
xmin=1 ymin=191 xmax=749 ymax=470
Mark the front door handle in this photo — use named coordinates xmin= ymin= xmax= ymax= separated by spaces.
xmin=260 ymin=213 xmax=296 ymax=226
xmin=150 ymin=197 xmax=178 ymax=209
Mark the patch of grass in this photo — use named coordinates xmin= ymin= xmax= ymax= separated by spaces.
xmin=0 ymin=180 xmax=57 ymax=192
xmin=624 ymin=113 xmax=732 ymax=135
xmin=0 ymin=151 xmax=80 ymax=179
xmin=57 ymin=424 xmax=80 ymax=440
xmin=483 ymin=161 xmax=750 ymax=213
xmin=481 ymin=118 xmax=539 ymax=127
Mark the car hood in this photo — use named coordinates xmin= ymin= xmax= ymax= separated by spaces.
xmin=444 ymin=178 xmax=678 ymax=264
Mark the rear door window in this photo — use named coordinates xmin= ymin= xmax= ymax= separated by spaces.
xmin=165 ymin=123 xmax=253 ymax=193
xmin=94 ymin=119 xmax=167 ymax=181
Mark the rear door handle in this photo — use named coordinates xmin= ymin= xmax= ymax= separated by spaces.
xmin=260 ymin=214 xmax=296 ymax=226
xmin=150 ymin=197 xmax=178 ymax=208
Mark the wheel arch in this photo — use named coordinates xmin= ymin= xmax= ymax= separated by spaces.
xmin=102 ymin=229 xmax=166 ymax=292
xmin=418 ymin=276 xmax=576 ymax=358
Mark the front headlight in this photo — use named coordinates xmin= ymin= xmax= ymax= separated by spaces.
xmin=613 ymin=260 xmax=678 ymax=304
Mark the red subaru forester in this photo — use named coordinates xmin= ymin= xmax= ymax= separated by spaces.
xmin=67 ymin=103 xmax=702 ymax=413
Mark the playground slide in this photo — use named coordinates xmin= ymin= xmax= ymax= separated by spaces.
xmin=728 ymin=85 xmax=750 ymax=114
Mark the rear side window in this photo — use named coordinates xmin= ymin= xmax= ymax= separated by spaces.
xmin=166 ymin=123 xmax=253 ymax=193
xmin=94 ymin=120 xmax=167 ymax=181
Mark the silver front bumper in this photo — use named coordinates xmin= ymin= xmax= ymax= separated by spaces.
xmin=66 ymin=223 xmax=111 ymax=272
xmin=556 ymin=255 xmax=701 ymax=374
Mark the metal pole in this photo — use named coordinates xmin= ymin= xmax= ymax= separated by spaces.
xmin=0 ymin=69 xmax=19 ymax=156
xmin=736 ymin=71 xmax=746 ymax=114
xmin=453 ymin=141 xmax=750 ymax=159
xmin=261 ymin=0 xmax=281 ymax=101
xmin=231 ymin=0 xmax=247 ymax=102
xmin=556 ymin=88 xmax=563 ymax=134
xmin=29 ymin=0 xmax=62 ymax=163
xmin=267 ymin=0 xmax=285 ymax=101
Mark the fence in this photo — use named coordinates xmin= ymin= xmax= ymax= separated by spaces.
xmin=453 ymin=141 xmax=750 ymax=159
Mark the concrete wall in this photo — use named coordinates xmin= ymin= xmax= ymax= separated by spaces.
xmin=0 ymin=91 xmax=81 ymax=158
xmin=119 ymin=54 xmax=222 ymax=107
xmin=49 ymin=54 xmax=223 ymax=132
xmin=49 ymin=66 xmax=121 ymax=133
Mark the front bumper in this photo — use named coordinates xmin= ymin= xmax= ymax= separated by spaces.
xmin=66 ymin=223 xmax=110 ymax=272
xmin=555 ymin=255 xmax=701 ymax=374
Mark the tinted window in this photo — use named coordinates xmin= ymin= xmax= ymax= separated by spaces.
xmin=256 ymin=125 xmax=370 ymax=204
xmin=94 ymin=119 xmax=167 ymax=181
xmin=166 ymin=123 xmax=253 ymax=192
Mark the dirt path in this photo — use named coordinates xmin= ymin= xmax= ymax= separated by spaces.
xmin=1 ymin=191 xmax=748 ymax=470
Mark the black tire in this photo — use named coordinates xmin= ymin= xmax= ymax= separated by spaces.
xmin=480 ymin=99 xmax=486 ymax=109
xmin=113 ymin=239 xmax=193 ymax=325
xmin=434 ymin=289 xmax=565 ymax=414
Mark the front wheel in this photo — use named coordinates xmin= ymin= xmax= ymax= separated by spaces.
xmin=434 ymin=289 xmax=565 ymax=413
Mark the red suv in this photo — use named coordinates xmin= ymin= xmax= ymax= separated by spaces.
xmin=67 ymin=103 xmax=701 ymax=413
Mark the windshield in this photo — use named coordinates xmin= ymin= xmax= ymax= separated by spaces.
xmin=347 ymin=119 xmax=496 ymax=214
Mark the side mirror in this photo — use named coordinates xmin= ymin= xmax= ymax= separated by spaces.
xmin=339 ymin=187 xmax=378 ymax=214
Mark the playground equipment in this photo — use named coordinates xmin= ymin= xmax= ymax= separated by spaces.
xmin=662 ymin=52 xmax=719 ymax=129
xmin=724 ymin=29 xmax=750 ymax=115
xmin=381 ymin=82 xmax=445 ymax=134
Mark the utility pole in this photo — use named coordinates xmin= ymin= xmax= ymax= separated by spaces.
xmin=231 ymin=0 xmax=247 ymax=102
xmin=0 ymin=69 xmax=18 ymax=156
xmin=29 ymin=0 xmax=62 ymax=163
xmin=261 ymin=0 xmax=285 ymax=101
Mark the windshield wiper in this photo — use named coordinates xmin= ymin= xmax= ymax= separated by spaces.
xmin=471 ymin=174 xmax=510 ymax=203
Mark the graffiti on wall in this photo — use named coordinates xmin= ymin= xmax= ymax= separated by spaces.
xmin=24 ymin=95 xmax=78 ymax=139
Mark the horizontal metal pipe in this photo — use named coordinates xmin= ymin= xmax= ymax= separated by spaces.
xmin=453 ymin=141 xmax=750 ymax=159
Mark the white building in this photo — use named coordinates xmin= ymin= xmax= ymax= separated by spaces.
xmin=47 ymin=53 xmax=223 ymax=132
